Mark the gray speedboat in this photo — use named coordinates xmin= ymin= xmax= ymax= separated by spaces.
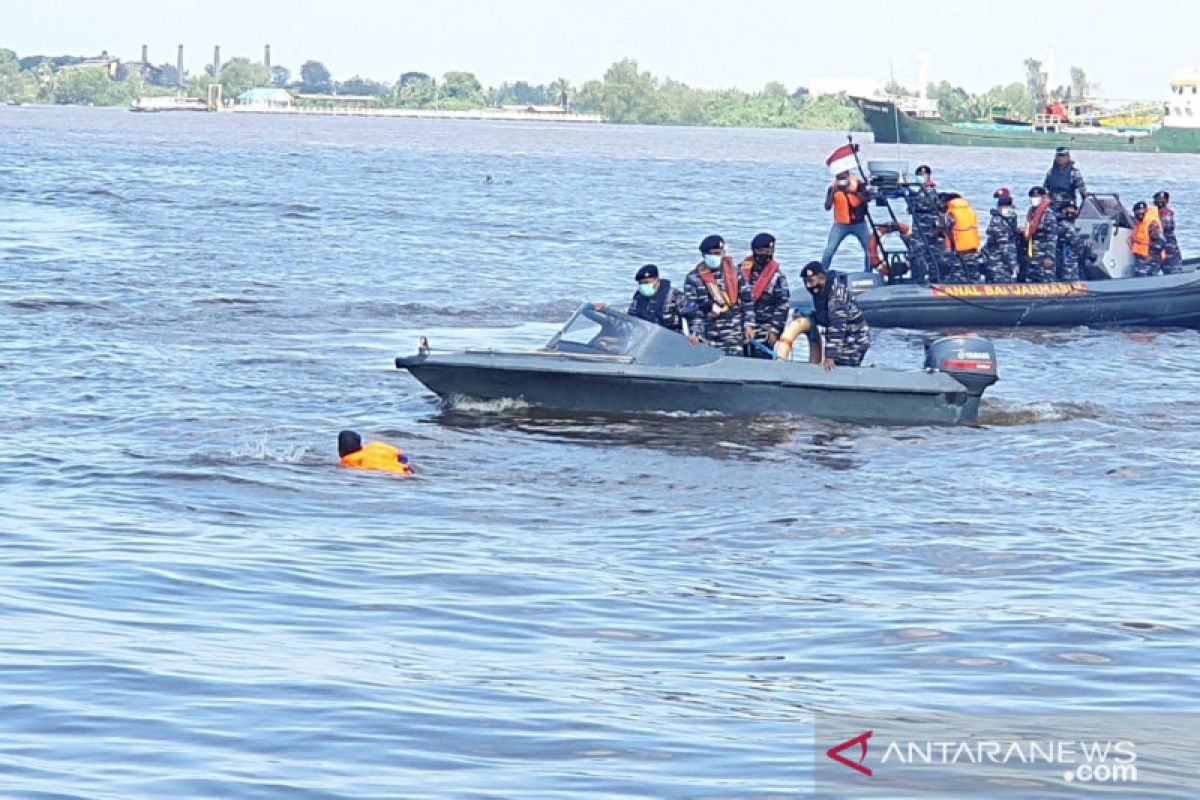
xmin=395 ymin=305 xmax=1000 ymax=426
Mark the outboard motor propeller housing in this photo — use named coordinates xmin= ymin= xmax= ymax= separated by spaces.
xmin=924 ymin=335 xmax=998 ymax=395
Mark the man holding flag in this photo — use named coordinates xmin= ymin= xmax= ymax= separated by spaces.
xmin=820 ymin=143 xmax=873 ymax=271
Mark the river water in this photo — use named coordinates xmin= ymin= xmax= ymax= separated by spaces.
xmin=1 ymin=106 xmax=1198 ymax=798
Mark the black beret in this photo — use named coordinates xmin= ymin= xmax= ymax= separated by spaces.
xmin=1055 ymin=146 xmax=1071 ymax=155
xmin=634 ymin=264 xmax=658 ymax=282
xmin=698 ymin=234 xmax=725 ymax=253
xmin=751 ymin=232 xmax=776 ymax=250
xmin=1029 ymin=185 xmax=1047 ymax=197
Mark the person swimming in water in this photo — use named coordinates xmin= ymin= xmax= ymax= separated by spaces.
xmin=338 ymin=430 xmax=414 ymax=475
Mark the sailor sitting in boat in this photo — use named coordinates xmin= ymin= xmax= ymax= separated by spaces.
xmin=738 ymin=232 xmax=791 ymax=359
xmin=619 ymin=264 xmax=688 ymax=332
xmin=683 ymin=235 xmax=757 ymax=356
xmin=1023 ymin=186 xmax=1060 ymax=283
xmin=800 ymin=261 xmax=871 ymax=370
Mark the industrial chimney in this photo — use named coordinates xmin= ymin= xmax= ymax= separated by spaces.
xmin=177 ymin=44 xmax=184 ymax=89
xmin=264 ymin=44 xmax=271 ymax=71
xmin=213 ymin=45 xmax=220 ymax=77
xmin=141 ymin=44 xmax=148 ymax=64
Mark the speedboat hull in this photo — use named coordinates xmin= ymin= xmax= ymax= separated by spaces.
xmin=397 ymin=305 xmax=998 ymax=426
xmin=398 ymin=353 xmax=984 ymax=425
xmin=857 ymin=272 xmax=1200 ymax=329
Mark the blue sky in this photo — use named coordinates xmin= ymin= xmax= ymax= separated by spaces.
xmin=5 ymin=0 xmax=1194 ymax=101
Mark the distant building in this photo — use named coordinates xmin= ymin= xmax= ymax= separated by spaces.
xmin=235 ymin=87 xmax=295 ymax=109
xmin=58 ymin=51 xmax=121 ymax=79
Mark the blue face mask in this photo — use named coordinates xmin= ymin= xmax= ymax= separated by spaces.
xmin=637 ymin=282 xmax=657 ymax=297
xmin=703 ymin=253 xmax=723 ymax=269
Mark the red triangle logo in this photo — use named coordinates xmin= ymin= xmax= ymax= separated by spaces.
xmin=826 ymin=730 xmax=873 ymax=776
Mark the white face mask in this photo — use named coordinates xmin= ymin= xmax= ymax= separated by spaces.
xmin=703 ymin=253 xmax=723 ymax=269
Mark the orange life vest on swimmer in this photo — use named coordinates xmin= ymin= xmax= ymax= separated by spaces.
xmin=832 ymin=177 xmax=867 ymax=225
xmin=944 ymin=197 xmax=981 ymax=252
xmin=340 ymin=442 xmax=414 ymax=475
xmin=867 ymin=221 xmax=911 ymax=268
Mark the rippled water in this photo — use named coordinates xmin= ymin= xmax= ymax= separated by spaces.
xmin=2 ymin=106 xmax=1199 ymax=798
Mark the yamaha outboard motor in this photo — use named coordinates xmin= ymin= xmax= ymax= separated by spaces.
xmin=924 ymin=335 xmax=998 ymax=396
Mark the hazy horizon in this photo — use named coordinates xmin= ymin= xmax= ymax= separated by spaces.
xmin=7 ymin=0 xmax=1197 ymax=101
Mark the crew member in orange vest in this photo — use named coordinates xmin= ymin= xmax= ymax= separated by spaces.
xmin=1130 ymin=201 xmax=1167 ymax=277
xmin=821 ymin=171 xmax=873 ymax=271
xmin=338 ymin=430 xmax=414 ymax=475
xmin=938 ymin=192 xmax=984 ymax=283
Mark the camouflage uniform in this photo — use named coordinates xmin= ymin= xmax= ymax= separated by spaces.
xmin=739 ymin=258 xmax=791 ymax=359
xmin=1056 ymin=217 xmax=1084 ymax=281
xmin=1025 ymin=203 xmax=1060 ymax=283
xmin=1043 ymin=161 xmax=1087 ymax=212
xmin=1133 ymin=219 xmax=1167 ymax=277
xmin=810 ymin=276 xmax=871 ymax=367
xmin=982 ymin=208 xmax=1019 ymax=283
xmin=909 ymin=184 xmax=946 ymax=281
xmin=1158 ymin=206 xmax=1183 ymax=273
xmin=626 ymin=279 xmax=688 ymax=333
xmin=683 ymin=260 xmax=756 ymax=355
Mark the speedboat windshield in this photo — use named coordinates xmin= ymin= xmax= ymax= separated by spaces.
xmin=546 ymin=304 xmax=651 ymax=356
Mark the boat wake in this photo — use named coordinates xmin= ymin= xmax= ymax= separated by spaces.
xmin=978 ymin=399 xmax=1105 ymax=426
xmin=443 ymin=395 xmax=532 ymax=413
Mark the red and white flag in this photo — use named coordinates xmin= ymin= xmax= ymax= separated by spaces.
xmin=825 ymin=143 xmax=858 ymax=176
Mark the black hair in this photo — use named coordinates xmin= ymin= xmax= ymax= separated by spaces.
xmin=338 ymin=430 xmax=363 ymax=457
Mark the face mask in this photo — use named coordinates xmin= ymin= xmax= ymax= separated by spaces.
xmin=637 ymin=282 xmax=657 ymax=297
xmin=703 ymin=253 xmax=723 ymax=269
xmin=753 ymin=254 xmax=772 ymax=267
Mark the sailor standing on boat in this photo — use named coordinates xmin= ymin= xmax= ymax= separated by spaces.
xmin=982 ymin=188 xmax=1019 ymax=283
xmin=1131 ymin=201 xmax=1168 ymax=277
xmin=738 ymin=232 xmax=791 ymax=359
xmin=683 ymin=235 xmax=757 ymax=355
xmin=1055 ymin=201 xmax=1085 ymax=281
xmin=800 ymin=261 xmax=870 ymax=369
xmin=1043 ymin=147 xmax=1088 ymax=212
xmin=820 ymin=171 xmax=873 ymax=271
xmin=908 ymin=164 xmax=948 ymax=281
xmin=1024 ymin=186 xmax=1060 ymax=283
xmin=938 ymin=192 xmax=984 ymax=283
xmin=1154 ymin=191 xmax=1184 ymax=272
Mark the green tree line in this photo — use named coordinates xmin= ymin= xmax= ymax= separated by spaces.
xmin=1 ymin=46 xmax=869 ymax=129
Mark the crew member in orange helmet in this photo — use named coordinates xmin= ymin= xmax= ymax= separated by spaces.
xmin=338 ymin=430 xmax=414 ymax=475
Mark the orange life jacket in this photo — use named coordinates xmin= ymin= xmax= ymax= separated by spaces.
xmin=867 ymin=221 xmax=911 ymax=268
xmin=944 ymin=198 xmax=981 ymax=253
xmin=1131 ymin=216 xmax=1156 ymax=258
xmin=340 ymin=442 xmax=414 ymax=475
xmin=698 ymin=256 xmax=741 ymax=313
xmin=832 ymin=177 xmax=867 ymax=225
xmin=739 ymin=257 xmax=780 ymax=302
